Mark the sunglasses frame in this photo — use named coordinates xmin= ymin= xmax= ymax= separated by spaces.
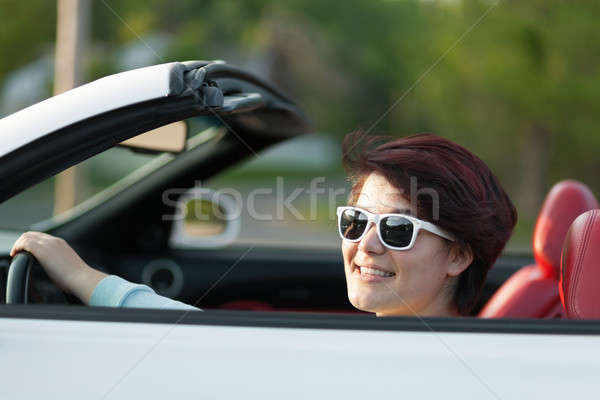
xmin=336 ymin=206 xmax=455 ymax=251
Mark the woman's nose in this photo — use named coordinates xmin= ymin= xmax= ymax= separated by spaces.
xmin=358 ymin=223 xmax=385 ymax=254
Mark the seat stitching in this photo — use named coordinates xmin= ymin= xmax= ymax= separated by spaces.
xmin=570 ymin=212 xmax=596 ymax=318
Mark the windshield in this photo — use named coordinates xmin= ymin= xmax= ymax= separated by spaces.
xmin=0 ymin=148 xmax=155 ymax=230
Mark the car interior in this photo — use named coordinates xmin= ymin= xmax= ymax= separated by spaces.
xmin=3 ymin=143 xmax=597 ymax=318
xmin=479 ymin=181 xmax=598 ymax=319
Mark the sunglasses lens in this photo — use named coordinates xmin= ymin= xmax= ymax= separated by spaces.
xmin=339 ymin=208 xmax=368 ymax=240
xmin=380 ymin=216 xmax=414 ymax=248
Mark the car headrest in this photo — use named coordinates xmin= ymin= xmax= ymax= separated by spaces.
xmin=560 ymin=209 xmax=600 ymax=319
xmin=533 ymin=180 xmax=598 ymax=278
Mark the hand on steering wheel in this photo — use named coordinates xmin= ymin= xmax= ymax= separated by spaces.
xmin=6 ymin=251 xmax=35 ymax=304
xmin=8 ymin=232 xmax=108 ymax=305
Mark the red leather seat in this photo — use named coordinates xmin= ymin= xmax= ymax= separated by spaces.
xmin=479 ymin=180 xmax=598 ymax=318
xmin=560 ymin=210 xmax=600 ymax=319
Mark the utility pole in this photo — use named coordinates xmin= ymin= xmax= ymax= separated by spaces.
xmin=53 ymin=0 xmax=90 ymax=215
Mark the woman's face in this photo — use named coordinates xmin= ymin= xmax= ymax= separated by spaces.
xmin=341 ymin=172 xmax=467 ymax=316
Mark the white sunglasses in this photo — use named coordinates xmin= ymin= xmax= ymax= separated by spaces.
xmin=336 ymin=206 xmax=455 ymax=250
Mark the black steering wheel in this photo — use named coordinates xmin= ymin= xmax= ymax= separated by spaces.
xmin=6 ymin=251 xmax=34 ymax=304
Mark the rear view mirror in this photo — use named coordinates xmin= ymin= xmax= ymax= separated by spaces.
xmin=169 ymin=188 xmax=241 ymax=249
xmin=120 ymin=121 xmax=188 ymax=153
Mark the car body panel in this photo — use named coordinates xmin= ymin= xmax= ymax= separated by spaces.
xmin=1 ymin=311 xmax=600 ymax=399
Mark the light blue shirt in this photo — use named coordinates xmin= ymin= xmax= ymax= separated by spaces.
xmin=89 ymin=275 xmax=200 ymax=311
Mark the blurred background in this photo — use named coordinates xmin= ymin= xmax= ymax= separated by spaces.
xmin=0 ymin=0 xmax=599 ymax=251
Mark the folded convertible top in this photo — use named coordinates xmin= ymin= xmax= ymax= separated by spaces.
xmin=0 ymin=60 xmax=312 ymax=203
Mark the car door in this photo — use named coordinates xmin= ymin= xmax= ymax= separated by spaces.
xmin=2 ymin=305 xmax=600 ymax=399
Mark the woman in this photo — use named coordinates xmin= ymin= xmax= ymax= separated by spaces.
xmin=10 ymin=133 xmax=517 ymax=316
xmin=339 ymin=133 xmax=516 ymax=316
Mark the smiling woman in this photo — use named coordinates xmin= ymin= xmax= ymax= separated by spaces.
xmin=339 ymin=132 xmax=517 ymax=317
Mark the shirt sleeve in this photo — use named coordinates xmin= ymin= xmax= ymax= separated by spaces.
xmin=89 ymin=275 xmax=200 ymax=311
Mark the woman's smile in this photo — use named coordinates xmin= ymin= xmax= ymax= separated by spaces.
xmin=352 ymin=262 xmax=396 ymax=282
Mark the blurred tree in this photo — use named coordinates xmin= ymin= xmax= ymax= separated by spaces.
xmin=399 ymin=1 xmax=600 ymax=221
xmin=0 ymin=0 xmax=56 ymax=78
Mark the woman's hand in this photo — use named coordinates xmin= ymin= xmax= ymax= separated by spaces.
xmin=10 ymin=232 xmax=107 ymax=304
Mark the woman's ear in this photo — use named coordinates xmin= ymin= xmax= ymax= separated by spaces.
xmin=447 ymin=243 xmax=473 ymax=277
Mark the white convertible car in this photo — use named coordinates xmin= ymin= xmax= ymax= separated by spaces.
xmin=0 ymin=61 xmax=599 ymax=399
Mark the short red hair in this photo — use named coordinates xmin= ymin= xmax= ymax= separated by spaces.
xmin=342 ymin=132 xmax=517 ymax=315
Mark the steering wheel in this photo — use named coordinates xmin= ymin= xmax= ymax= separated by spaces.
xmin=6 ymin=251 xmax=34 ymax=304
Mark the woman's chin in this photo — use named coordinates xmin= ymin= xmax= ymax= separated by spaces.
xmin=347 ymin=290 xmax=388 ymax=313
xmin=346 ymin=276 xmax=394 ymax=313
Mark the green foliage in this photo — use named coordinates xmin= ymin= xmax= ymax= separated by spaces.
xmin=0 ymin=0 xmax=56 ymax=78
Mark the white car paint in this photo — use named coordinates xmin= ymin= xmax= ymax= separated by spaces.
xmin=0 ymin=317 xmax=598 ymax=399
xmin=0 ymin=62 xmax=176 ymax=158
